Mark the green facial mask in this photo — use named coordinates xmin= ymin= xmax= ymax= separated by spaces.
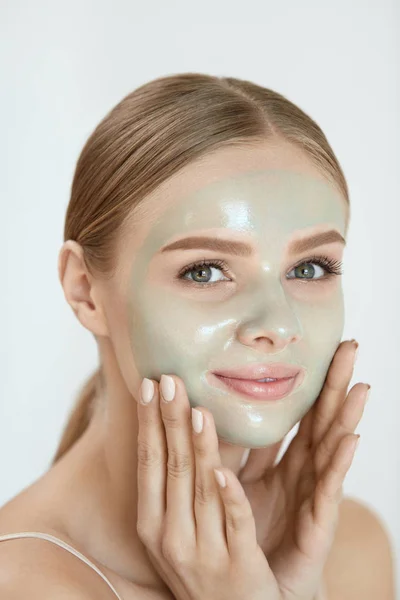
xmin=127 ymin=170 xmax=347 ymax=447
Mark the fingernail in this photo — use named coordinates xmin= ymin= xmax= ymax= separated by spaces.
xmin=240 ymin=448 xmax=251 ymax=470
xmin=213 ymin=468 xmax=226 ymax=488
xmin=160 ymin=374 xmax=175 ymax=402
xmin=192 ymin=408 xmax=203 ymax=433
xmin=140 ymin=378 xmax=154 ymax=404
xmin=350 ymin=339 xmax=359 ymax=363
xmin=365 ymin=385 xmax=371 ymax=403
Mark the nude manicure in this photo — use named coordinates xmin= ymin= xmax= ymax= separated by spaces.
xmin=365 ymin=385 xmax=371 ymax=403
xmin=192 ymin=408 xmax=203 ymax=433
xmin=350 ymin=339 xmax=359 ymax=363
xmin=140 ymin=378 xmax=154 ymax=404
xmin=161 ymin=374 xmax=175 ymax=401
xmin=354 ymin=346 xmax=359 ymax=363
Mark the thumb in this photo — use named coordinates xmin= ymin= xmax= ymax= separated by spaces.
xmin=239 ymin=440 xmax=284 ymax=484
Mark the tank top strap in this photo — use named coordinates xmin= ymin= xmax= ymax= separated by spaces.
xmin=0 ymin=531 xmax=124 ymax=600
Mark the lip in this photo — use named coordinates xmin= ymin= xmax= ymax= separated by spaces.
xmin=212 ymin=362 xmax=302 ymax=380
xmin=208 ymin=363 xmax=305 ymax=402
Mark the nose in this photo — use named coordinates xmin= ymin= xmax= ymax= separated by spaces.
xmin=235 ymin=294 xmax=302 ymax=353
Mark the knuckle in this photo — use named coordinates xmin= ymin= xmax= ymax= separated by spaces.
xmin=161 ymin=536 xmax=190 ymax=569
xmin=161 ymin=411 xmax=181 ymax=429
xmin=324 ymin=374 xmax=341 ymax=393
xmin=136 ymin=520 xmax=156 ymax=547
xmin=318 ymin=436 xmax=332 ymax=461
xmin=225 ymin=499 xmax=254 ymax=532
xmin=167 ymin=449 xmax=192 ymax=478
xmin=194 ymin=479 xmax=216 ymax=505
xmin=138 ymin=406 xmax=156 ymax=427
xmin=336 ymin=409 xmax=351 ymax=432
xmin=193 ymin=441 xmax=209 ymax=459
xmin=137 ymin=438 xmax=163 ymax=469
xmin=312 ymin=408 xmax=328 ymax=432
xmin=226 ymin=510 xmax=250 ymax=534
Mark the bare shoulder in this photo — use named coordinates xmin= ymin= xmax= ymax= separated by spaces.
xmin=0 ymin=494 xmax=154 ymax=600
xmin=0 ymin=534 xmax=119 ymax=599
xmin=0 ymin=485 xmax=122 ymax=599
xmin=323 ymin=495 xmax=396 ymax=600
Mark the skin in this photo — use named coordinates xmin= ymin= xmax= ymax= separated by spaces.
xmin=124 ymin=167 xmax=347 ymax=447
xmin=0 ymin=139 xmax=394 ymax=598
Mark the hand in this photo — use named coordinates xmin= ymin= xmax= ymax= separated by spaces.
xmin=136 ymin=373 xmax=283 ymax=600
xmin=238 ymin=339 xmax=369 ymax=598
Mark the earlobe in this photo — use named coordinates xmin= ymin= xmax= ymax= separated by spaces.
xmin=58 ymin=240 xmax=109 ymax=337
xmin=74 ymin=298 xmax=109 ymax=337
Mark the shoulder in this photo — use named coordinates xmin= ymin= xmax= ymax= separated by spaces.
xmin=323 ymin=496 xmax=396 ymax=600
xmin=0 ymin=535 xmax=119 ymax=599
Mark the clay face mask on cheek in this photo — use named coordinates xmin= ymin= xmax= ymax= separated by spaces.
xmin=127 ymin=170 xmax=347 ymax=448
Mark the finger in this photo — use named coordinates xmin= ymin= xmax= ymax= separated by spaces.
xmin=279 ymin=431 xmax=310 ymax=499
xmin=279 ymin=341 xmax=358 ymax=501
xmin=136 ymin=378 xmax=167 ymax=540
xmin=281 ymin=382 xmax=367 ymax=504
xmin=238 ymin=441 xmax=283 ymax=485
xmin=212 ymin=467 xmax=259 ymax=564
xmin=280 ymin=340 xmax=356 ymax=475
xmin=311 ymin=339 xmax=358 ymax=448
xmin=191 ymin=406 xmax=228 ymax=554
xmin=295 ymin=394 xmax=316 ymax=444
xmin=313 ymin=433 xmax=360 ymax=528
xmin=314 ymin=383 xmax=369 ymax=476
xmin=290 ymin=343 xmax=353 ymax=451
xmin=159 ymin=374 xmax=196 ymax=541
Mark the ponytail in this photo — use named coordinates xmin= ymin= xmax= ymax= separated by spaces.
xmin=50 ymin=368 xmax=101 ymax=466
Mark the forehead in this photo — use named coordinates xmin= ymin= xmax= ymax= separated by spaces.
xmin=132 ymin=169 xmax=346 ymax=255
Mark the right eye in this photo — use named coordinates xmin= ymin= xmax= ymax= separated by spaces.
xmin=178 ymin=259 xmax=232 ymax=286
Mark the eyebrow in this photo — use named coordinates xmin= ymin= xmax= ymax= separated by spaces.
xmin=159 ymin=230 xmax=346 ymax=256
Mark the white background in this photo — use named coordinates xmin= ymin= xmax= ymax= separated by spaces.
xmin=1 ymin=0 xmax=399 ymax=591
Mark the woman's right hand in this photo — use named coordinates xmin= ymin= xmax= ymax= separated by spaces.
xmin=136 ymin=373 xmax=282 ymax=600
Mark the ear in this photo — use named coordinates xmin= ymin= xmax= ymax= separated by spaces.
xmin=58 ymin=240 xmax=109 ymax=337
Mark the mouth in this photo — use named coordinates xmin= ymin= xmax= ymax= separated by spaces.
xmin=208 ymin=363 xmax=304 ymax=402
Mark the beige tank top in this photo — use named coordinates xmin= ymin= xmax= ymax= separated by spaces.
xmin=0 ymin=531 xmax=328 ymax=599
xmin=0 ymin=531 xmax=124 ymax=599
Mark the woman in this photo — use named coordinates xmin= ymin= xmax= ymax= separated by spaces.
xmin=0 ymin=73 xmax=395 ymax=599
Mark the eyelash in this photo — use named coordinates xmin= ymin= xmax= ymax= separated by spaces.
xmin=176 ymin=255 xmax=343 ymax=287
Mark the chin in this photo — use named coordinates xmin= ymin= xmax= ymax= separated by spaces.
xmin=216 ymin=427 xmax=289 ymax=449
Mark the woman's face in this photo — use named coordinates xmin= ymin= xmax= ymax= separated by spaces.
xmin=108 ymin=141 xmax=348 ymax=448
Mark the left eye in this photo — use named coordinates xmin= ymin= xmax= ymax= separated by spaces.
xmin=287 ymin=261 xmax=326 ymax=280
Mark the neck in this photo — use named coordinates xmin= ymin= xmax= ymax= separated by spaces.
xmin=43 ymin=339 xmax=249 ymax=590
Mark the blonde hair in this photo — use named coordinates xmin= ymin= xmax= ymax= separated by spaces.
xmin=51 ymin=72 xmax=350 ymax=465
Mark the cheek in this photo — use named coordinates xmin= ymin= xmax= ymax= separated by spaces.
xmin=295 ymin=290 xmax=345 ymax=403
xmin=127 ymin=294 xmax=223 ymax=379
xmin=294 ymin=282 xmax=345 ymax=342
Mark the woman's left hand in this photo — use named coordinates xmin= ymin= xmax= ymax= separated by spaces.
xmin=237 ymin=339 xmax=369 ymax=598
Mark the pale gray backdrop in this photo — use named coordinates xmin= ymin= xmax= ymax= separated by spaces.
xmin=1 ymin=0 xmax=399 ymax=593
